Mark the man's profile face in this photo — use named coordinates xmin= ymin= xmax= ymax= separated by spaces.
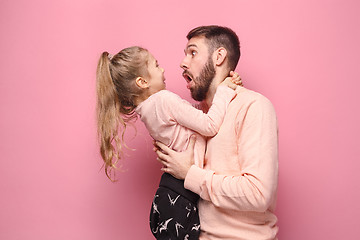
xmin=181 ymin=36 xmax=216 ymax=101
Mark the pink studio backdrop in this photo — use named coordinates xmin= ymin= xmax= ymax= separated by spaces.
xmin=1 ymin=0 xmax=359 ymax=239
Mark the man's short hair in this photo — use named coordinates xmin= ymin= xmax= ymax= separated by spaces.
xmin=187 ymin=25 xmax=241 ymax=70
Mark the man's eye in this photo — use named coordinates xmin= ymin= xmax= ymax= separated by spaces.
xmin=191 ymin=51 xmax=196 ymax=56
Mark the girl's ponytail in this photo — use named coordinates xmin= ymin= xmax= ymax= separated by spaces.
xmin=96 ymin=47 xmax=148 ymax=181
xmin=96 ymin=52 xmax=125 ymax=181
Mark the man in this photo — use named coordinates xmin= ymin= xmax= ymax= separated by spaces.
xmin=155 ymin=25 xmax=279 ymax=240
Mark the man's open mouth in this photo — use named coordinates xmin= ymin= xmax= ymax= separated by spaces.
xmin=182 ymin=71 xmax=193 ymax=83
xmin=183 ymin=71 xmax=194 ymax=89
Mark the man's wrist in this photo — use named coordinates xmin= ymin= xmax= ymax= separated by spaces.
xmin=184 ymin=165 xmax=205 ymax=195
xmin=182 ymin=164 xmax=193 ymax=180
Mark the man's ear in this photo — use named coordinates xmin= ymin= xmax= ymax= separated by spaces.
xmin=135 ymin=77 xmax=149 ymax=89
xmin=214 ymin=47 xmax=227 ymax=66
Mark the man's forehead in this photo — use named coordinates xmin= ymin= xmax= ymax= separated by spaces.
xmin=186 ymin=36 xmax=206 ymax=49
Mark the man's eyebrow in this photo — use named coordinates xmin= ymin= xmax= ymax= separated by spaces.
xmin=184 ymin=44 xmax=198 ymax=53
xmin=186 ymin=44 xmax=198 ymax=49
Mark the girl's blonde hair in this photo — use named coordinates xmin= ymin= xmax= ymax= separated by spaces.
xmin=96 ymin=46 xmax=149 ymax=181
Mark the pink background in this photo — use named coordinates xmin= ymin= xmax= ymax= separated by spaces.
xmin=1 ymin=0 xmax=359 ymax=239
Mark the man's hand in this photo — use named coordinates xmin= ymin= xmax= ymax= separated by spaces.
xmin=154 ymin=135 xmax=197 ymax=180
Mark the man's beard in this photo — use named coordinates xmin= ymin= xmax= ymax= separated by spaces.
xmin=190 ymin=58 xmax=216 ymax=101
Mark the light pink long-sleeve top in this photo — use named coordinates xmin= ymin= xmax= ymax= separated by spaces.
xmin=135 ymin=85 xmax=236 ymax=167
xmin=185 ymin=87 xmax=279 ymax=240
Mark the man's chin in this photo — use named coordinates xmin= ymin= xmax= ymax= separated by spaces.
xmin=190 ymin=90 xmax=198 ymax=101
xmin=190 ymin=90 xmax=204 ymax=101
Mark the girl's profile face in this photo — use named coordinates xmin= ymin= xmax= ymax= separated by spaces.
xmin=146 ymin=53 xmax=166 ymax=95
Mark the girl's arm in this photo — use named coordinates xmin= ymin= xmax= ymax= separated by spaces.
xmin=165 ymin=85 xmax=235 ymax=137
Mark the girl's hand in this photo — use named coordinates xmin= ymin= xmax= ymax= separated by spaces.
xmin=221 ymin=71 xmax=243 ymax=90
xmin=154 ymin=135 xmax=196 ymax=180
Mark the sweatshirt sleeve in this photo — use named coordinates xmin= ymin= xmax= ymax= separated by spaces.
xmin=165 ymin=85 xmax=236 ymax=137
xmin=184 ymin=98 xmax=279 ymax=212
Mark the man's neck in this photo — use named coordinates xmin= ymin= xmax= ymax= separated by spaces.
xmin=204 ymin=69 xmax=229 ymax=107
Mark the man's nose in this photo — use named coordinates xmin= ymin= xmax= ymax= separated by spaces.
xmin=180 ymin=57 xmax=188 ymax=70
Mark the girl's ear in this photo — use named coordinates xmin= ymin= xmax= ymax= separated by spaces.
xmin=135 ymin=77 xmax=149 ymax=89
xmin=214 ymin=47 xmax=227 ymax=66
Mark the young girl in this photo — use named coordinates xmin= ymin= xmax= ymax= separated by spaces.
xmin=96 ymin=46 xmax=242 ymax=240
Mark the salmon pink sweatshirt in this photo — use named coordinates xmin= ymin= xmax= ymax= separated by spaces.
xmin=184 ymin=87 xmax=279 ymax=240
xmin=135 ymin=85 xmax=236 ymax=167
